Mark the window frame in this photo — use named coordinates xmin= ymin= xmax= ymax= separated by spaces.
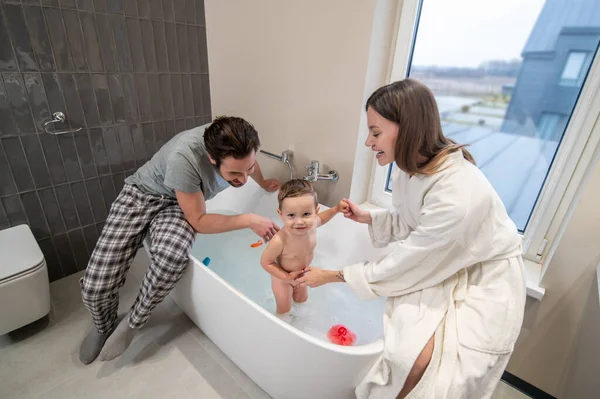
xmin=367 ymin=0 xmax=600 ymax=283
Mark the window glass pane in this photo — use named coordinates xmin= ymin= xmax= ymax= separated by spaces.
xmin=387 ymin=0 xmax=600 ymax=232
xmin=561 ymin=52 xmax=587 ymax=81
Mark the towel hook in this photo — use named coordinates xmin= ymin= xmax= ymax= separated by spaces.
xmin=43 ymin=111 xmax=82 ymax=135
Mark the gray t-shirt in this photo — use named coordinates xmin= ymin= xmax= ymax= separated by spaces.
xmin=125 ymin=124 xmax=230 ymax=200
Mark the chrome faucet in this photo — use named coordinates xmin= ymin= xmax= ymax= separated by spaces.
xmin=259 ymin=149 xmax=294 ymax=180
xmin=303 ymin=160 xmax=339 ymax=182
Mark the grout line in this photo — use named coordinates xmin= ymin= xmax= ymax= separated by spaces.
xmin=36 ymin=5 xmax=62 ymax=84
xmin=79 ymin=8 xmax=111 ymax=127
xmin=0 ymin=172 xmax=124 ymax=199
xmin=108 ymin=123 xmax=125 ymax=196
xmin=13 ymin=134 xmax=39 ymax=203
xmin=150 ymin=120 xmax=158 ymax=155
xmin=0 ymin=114 xmax=206 ymax=138
xmin=35 ymin=3 xmax=205 ymax=25
xmin=0 ymin=11 xmax=43 ymax=136
xmin=98 ymin=164 xmax=118 ymax=212
xmin=0 ymin=2 xmax=21 ymax=75
xmin=103 ymin=5 xmax=120 ymax=73
xmin=57 ymin=2 xmax=78 ymax=80
xmin=116 ymin=14 xmax=140 ymax=119
xmin=18 ymin=135 xmax=55 ymax=237
xmin=48 ymin=234 xmax=66 ymax=287
xmin=32 ymin=133 xmax=61 ymax=219
xmin=0 ymin=195 xmax=7 ymax=227
xmin=165 ymin=0 xmax=175 ymax=25
xmin=18 ymin=3 xmax=49 ymax=135
xmin=0 ymin=129 xmax=22 ymax=197
xmin=127 ymin=122 xmax=140 ymax=168
xmin=22 ymin=71 xmax=209 ymax=75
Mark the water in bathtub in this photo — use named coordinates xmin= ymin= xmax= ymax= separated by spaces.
xmin=190 ymin=222 xmax=385 ymax=346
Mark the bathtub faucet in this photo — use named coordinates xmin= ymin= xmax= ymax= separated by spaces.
xmin=303 ymin=160 xmax=339 ymax=182
xmin=259 ymin=149 xmax=294 ymax=180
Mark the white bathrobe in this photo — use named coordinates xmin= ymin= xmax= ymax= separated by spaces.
xmin=344 ymin=151 xmax=526 ymax=399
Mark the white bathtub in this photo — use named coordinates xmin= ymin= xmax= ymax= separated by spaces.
xmin=166 ymin=180 xmax=391 ymax=399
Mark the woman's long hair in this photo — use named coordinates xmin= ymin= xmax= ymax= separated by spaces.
xmin=366 ymin=79 xmax=475 ymax=175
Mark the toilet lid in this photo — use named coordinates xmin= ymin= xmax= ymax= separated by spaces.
xmin=0 ymin=224 xmax=45 ymax=281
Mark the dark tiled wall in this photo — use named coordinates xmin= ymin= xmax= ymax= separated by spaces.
xmin=0 ymin=0 xmax=211 ymax=281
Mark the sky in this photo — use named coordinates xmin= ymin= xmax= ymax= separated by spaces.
xmin=411 ymin=0 xmax=546 ymax=68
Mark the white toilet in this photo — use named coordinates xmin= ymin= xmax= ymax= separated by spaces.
xmin=0 ymin=224 xmax=51 ymax=336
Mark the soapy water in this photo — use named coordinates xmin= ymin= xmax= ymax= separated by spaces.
xmin=190 ymin=223 xmax=385 ymax=345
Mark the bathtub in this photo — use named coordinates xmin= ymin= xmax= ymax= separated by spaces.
xmin=162 ymin=179 xmax=392 ymax=399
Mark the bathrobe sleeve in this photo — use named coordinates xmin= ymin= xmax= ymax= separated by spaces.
xmin=367 ymin=209 xmax=412 ymax=247
xmin=344 ymin=175 xmax=476 ymax=300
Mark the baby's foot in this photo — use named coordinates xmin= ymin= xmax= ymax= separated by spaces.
xmin=276 ymin=313 xmax=293 ymax=323
xmin=98 ymin=315 xmax=138 ymax=361
xmin=277 ymin=312 xmax=301 ymax=325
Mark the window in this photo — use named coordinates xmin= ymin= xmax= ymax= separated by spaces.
xmin=537 ymin=113 xmax=561 ymax=141
xmin=560 ymin=52 xmax=590 ymax=86
xmin=369 ymin=0 xmax=600 ymax=277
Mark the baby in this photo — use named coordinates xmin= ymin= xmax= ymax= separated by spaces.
xmin=260 ymin=179 xmax=347 ymax=315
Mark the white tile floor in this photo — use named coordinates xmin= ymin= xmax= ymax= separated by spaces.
xmin=0 ymin=259 xmax=530 ymax=399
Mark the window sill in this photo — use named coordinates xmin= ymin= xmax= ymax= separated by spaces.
xmin=523 ymin=259 xmax=545 ymax=300
xmin=360 ymin=202 xmax=546 ymax=301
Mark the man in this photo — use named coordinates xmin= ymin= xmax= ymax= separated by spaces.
xmin=79 ymin=116 xmax=280 ymax=364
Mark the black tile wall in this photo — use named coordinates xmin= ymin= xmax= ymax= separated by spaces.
xmin=0 ymin=0 xmax=211 ymax=281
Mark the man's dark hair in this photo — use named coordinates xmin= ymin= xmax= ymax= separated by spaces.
xmin=203 ymin=116 xmax=260 ymax=166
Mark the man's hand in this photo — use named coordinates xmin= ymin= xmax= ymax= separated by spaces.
xmin=248 ymin=214 xmax=280 ymax=242
xmin=262 ymin=178 xmax=280 ymax=192
xmin=250 ymin=162 xmax=280 ymax=192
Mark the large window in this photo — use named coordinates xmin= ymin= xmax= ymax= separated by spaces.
xmin=370 ymin=0 xmax=600 ymax=274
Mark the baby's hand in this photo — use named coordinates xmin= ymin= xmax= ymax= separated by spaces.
xmin=336 ymin=199 xmax=350 ymax=213
xmin=340 ymin=198 xmax=372 ymax=224
xmin=287 ymin=270 xmax=304 ymax=286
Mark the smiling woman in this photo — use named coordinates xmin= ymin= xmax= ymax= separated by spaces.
xmin=297 ymin=79 xmax=526 ymax=399
xmin=365 ymin=80 xmax=475 ymax=175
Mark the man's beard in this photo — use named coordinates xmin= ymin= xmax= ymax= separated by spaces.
xmin=227 ymin=180 xmax=244 ymax=187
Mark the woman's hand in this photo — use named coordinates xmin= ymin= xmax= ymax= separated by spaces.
xmin=287 ymin=270 xmax=304 ymax=287
xmin=296 ymin=266 xmax=341 ymax=288
xmin=341 ymin=198 xmax=372 ymax=224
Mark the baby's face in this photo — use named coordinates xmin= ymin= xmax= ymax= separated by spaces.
xmin=278 ymin=195 xmax=319 ymax=236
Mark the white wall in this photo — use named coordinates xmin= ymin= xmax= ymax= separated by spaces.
xmin=507 ymin=160 xmax=600 ymax=397
xmin=204 ymin=0 xmax=381 ymax=205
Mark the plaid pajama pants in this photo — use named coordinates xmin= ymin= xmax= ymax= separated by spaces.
xmin=80 ymin=184 xmax=195 ymax=334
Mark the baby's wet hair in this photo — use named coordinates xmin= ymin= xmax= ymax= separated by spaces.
xmin=277 ymin=179 xmax=318 ymax=209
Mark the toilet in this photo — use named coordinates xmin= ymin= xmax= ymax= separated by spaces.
xmin=0 ymin=224 xmax=51 ymax=336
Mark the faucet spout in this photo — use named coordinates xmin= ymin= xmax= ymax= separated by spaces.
xmin=259 ymin=149 xmax=294 ymax=180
